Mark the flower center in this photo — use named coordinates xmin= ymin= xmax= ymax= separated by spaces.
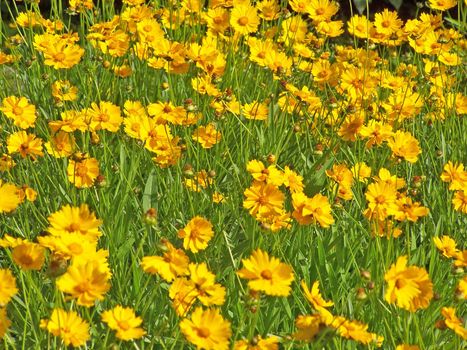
xmin=238 ymin=16 xmax=249 ymax=26
xmin=54 ymin=52 xmax=66 ymax=62
xmin=13 ymin=106 xmax=24 ymax=115
xmin=261 ymin=269 xmax=273 ymax=280
xmin=196 ymin=327 xmax=210 ymax=338
xmin=117 ymin=320 xmax=131 ymax=331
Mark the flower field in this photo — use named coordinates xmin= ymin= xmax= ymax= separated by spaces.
xmin=0 ymin=0 xmax=466 ymax=349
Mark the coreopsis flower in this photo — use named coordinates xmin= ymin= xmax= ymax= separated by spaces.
xmin=67 ymin=154 xmax=99 ymax=188
xmin=282 ymin=166 xmax=304 ymax=193
xmin=306 ymin=0 xmax=339 ymax=24
xmin=0 ymin=154 xmax=16 ymax=172
xmin=387 ymin=131 xmax=421 ymax=163
xmin=291 ymin=192 xmax=334 ymax=228
xmin=242 ymin=101 xmax=269 ymax=121
xmin=51 ymin=80 xmax=78 ymax=102
xmin=45 ymin=131 xmax=76 ymax=158
xmin=331 ymin=316 xmax=384 ymax=347
xmin=178 ymin=216 xmax=214 ymax=253
xmin=374 ymin=9 xmax=403 ymax=36
xmin=359 ymin=120 xmax=393 ymax=148
xmin=237 ymin=249 xmax=294 ymax=297
xmin=243 ymin=181 xmax=285 ymax=218
xmin=347 ymin=15 xmax=374 ymax=39
xmin=293 ymin=314 xmax=325 ymax=341
xmin=393 ymin=195 xmax=429 ymax=222
xmin=440 ymin=161 xmax=467 ymax=191
xmin=87 ymin=101 xmax=122 ymax=132
xmin=101 ymin=306 xmax=146 ymax=341
xmin=428 ymin=0 xmax=458 ymax=11
xmin=363 ymin=181 xmax=398 ymax=220
xmin=40 ymin=308 xmax=90 ymax=347
xmin=352 ymin=162 xmax=372 ymax=183
xmin=141 ymin=241 xmax=190 ymax=281
xmin=441 ymin=307 xmax=467 ymax=339
xmin=7 ymin=131 xmax=44 ymax=159
xmin=433 ymin=235 xmax=459 ymax=258
xmin=234 ymin=335 xmax=279 ymax=349
xmin=179 ymin=307 xmax=232 ymax=350
xmin=452 ymin=190 xmax=467 ymax=213
xmin=396 ymin=345 xmax=420 ymax=350
xmin=187 ymin=262 xmax=226 ymax=306
xmin=326 ymin=164 xmax=353 ymax=189
xmin=0 ymin=308 xmax=11 ymax=339
xmin=12 ymin=242 xmax=46 ymax=271
xmin=0 ymin=269 xmax=18 ymax=306
xmin=457 ymin=276 xmax=467 ymax=299
xmin=384 ymin=256 xmax=433 ymax=312
xmin=56 ymin=259 xmax=111 ymax=307
xmin=0 ymin=180 xmax=21 ymax=214
xmin=230 ymin=4 xmax=260 ymax=35
xmin=301 ymin=281 xmax=334 ymax=324
xmin=38 ymin=232 xmax=97 ymax=261
xmin=0 ymin=96 xmax=37 ymax=129
xmin=47 ymin=204 xmax=102 ymax=241
xmin=192 ymin=123 xmax=222 ymax=148
xmin=39 ymin=37 xmax=84 ymax=69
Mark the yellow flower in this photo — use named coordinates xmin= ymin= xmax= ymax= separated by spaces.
xmin=0 ymin=308 xmax=11 ymax=340
xmin=12 ymin=242 xmax=45 ymax=271
xmin=67 ymin=154 xmax=100 ymax=188
xmin=374 ymin=9 xmax=403 ymax=36
xmin=56 ymin=259 xmax=111 ymax=307
xmin=178 ymin=216 xmax=214 ymax=253
xmin=40 ymin=308 xmax=90 ymax=347
xmin=396 ymin=345 xmax=420 ymax=350
xmin=192 ymin=123 xmax=222 ymax=148
xmin=331 ymin=316 xmax=384 ymax=347
xmin=47 ymin=204 xmax=102 ymax=241
xmin=293 ymin=314 xmax=325 ymax=341
xmin=234 ymin=335 xmax=279 ymax=349
xmin=51 ymin=80 xmax=78 ymax=102
xmin=0 ymin=96 xmax=36 ymax=129
xmin=428 ymin=0 xmax=458 ymax=11
xmin=141 ymin=241 xmax=190 ymax=281
xmin=87 ymin=101 xmax=122 ymax=132
xmin=292 ymin=192 xmax=334 ymax=227
xmin=7 ymin=131 xmax=44 ymax=159
xmin=364 ymin=181 xmax=398 ymax=221
xmin=188 ymin=262 xmax=226 ymax=306
xmin=180 ymin=307 xmax=232 ymax=350
xmin=440 ymin=161 xmax=467 ymax=191
xmin=306 ymin=0 xmax=339 ymax=24
xmin=384 ymin=256 xmax=433 ymax=312
xmin=301 ymin=281 xmax=334 ymax=324
xmin=452 ymin=190 xmax=467 ymax=213
xmin=0 ymin=269 xmax=18 ymax=306
xmin=0 ymin=180 xmax=21 ymax=214
xmin=237 ymin=249 xmax=294 ymax=297
xmin=230 ymin=4 xmax=260 ymax=35
xmin=441 ymin=307 xmax=467 ymax=339
xmin=387 ymin=131 xmax=421 ymax=163
xmin=433 ymin=235 xmax=459 ymax=258
xmin=45 ymin=131 xmax=76 ymax=158
xmin=243 ymin=181 xmax=285 ymax=218
xmin=101 ymin=306 xmax=146 ymax=341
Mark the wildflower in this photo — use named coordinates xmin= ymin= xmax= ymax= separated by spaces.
xmin=294 ymin=314 xmax=325 ymax=341
xmin=393 ymin=195 xmax=429 ymax=222
xmin=234 ymin=335 xmax=279 ymax=349
xmin=179 ymin=307 xmax=232 ymax=350
xmin=52 ymin=80 xmax=78 ymax=102
xmin=301 ymin=281 xmax=334 ymax=324
xmin=12 ymin=242 xmax=45 ymax=271
xmin=0 ymin=308 xmax=11 ymax=339
xmin=452 ymin=190 xmax=467 ymax=213
xmin=433 ymin=235 xmax=459 ymax=258
xmin=331 ymin=316 xmax=384 ymax=347
xmin=359 ymin=121 xmax=393 ymax=148
xmin=292 ymin=192 xmax=334 ymax=228
xmin=141 ymin=241 xmax=190 ymax=281
xmin=40 ymin=37 xmax=84 ymax=69
xmin=45 ymin=131 xmax=76 ymax=158
xmin=387 ymin=131 xmax=421 ymax=163
xmin=178 ymin=216 xmax=214 ymax=253
xmin=230 ymin=4 xmax=260 ymax=35
xmin=441 ymin=307 xmax=467 ymax=339
xmin=0 ymin=269 xmax=18 ymax=306
xmin=243 ymin=181 xmax=285 ymax=218
xmin=242 ymin=101 xmax=269 ymax=121
xmin=7 ymin=131 xmax=44 ymax=159
xmin=56 ymin=259 xmax=111 ymax=307
xmin=101 ymin=306 xmax=146 ymax=341
xmin=0 ymin=180 xmax=21 ymax=214
xmin=396 ymin=345 xmax=420 ymax=350
xmin=0 ymin=96 xmax=36 ymax=129
xmin=192 ymin=123 xmax=222 ymax=148
xmin=440 ymin=161 xmax=467 ymax=191
xmin=188 ymin=262 xmax=226 ymax=306
xmin=38 ymin=232 xmax=97 ymax=261
xmin=282 ymin=166 xmax=304 ymax=193
xmin=67 ymin=154 xmax=99 ymax=188
xmin=384 ymin=256 xmax=433 ymax=312
xmin=40 ymin=308 xmax=90 ymax=347
xmin=47 ymin=204 xmax=102 ymax=241
xmin=374 ymin=9 xmax=403 ymax=36
xmin=87 ymin=101 xmax=122 ymax=132
xmin=352 ymin=162 xmax=372 ymax=183
xmin=428 ymin=0 xmax=458 ymax=11
xmin=237 ymin=249 xmax=294 ymax=297
xmin=363 ymin=181 xmax=398 ymax=220
xmin=0 ymin=154 xmax=16 ymax=172
xmin=306 ymin=0 xmax=339 ymax=24
xmin=169 ymin=278 xmax=199 ymax=316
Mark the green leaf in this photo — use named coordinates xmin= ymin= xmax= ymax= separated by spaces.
xmin=388 ymin=0 xmax=403 ymax=10
xmin=143 ymin=169 xmax=157 ymax=212
xmin=352 ymin=0 xmax=372 ymax=14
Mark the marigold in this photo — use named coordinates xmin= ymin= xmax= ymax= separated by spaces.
xmin=237 ymin=249 xmax=294 ymax=297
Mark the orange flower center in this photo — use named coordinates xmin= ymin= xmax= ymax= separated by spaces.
xmin=382 ymin=20 xmax=390 ymax=28
xmin=213 ymin=17 xmax=224 ymax=25
xmin=260 ymin=269 xmax=273 ymax=280
xmin=117 ymin=320 xmax=131 ymax=331
xmin=76 ymin=163 xmax=89 ymax=177
xmin=12 ymin=106 xmax=23 ymax=115
xmin=196 ymin=327 xmax=211 ymax=338
xmin=54 ymin=52 xmax=66 ymax=62
xmin=67 ymin=222 xmax=80 ymax=232
xmin=19 ymin=254 xmax=33 ymax=266
xmin=375 ymin=195 xmax=386 ymax=204
xmin=238 ymin=16 xmax=249 ymax=26
xmin=68 ymin=243 xmax=83 ymax=255
xmin=98 ymin=113 xmax=109 ymax=122
xmin=316 ymin=8 xmax=325 ymax=15
xmin=143 ymin=25 xmax=153 ymax=32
